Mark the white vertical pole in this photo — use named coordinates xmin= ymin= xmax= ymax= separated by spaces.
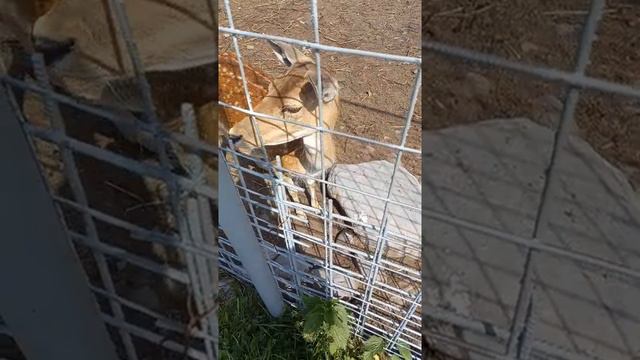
xmin=0 ymin=87 xmax=119 ymax=360
xmin=219 ymin=154 xmax=285 ymax=317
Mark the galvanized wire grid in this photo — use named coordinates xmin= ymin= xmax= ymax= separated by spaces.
xmin=218 ymin=0 xmax=422 ymax=357
xmin=423 ymin=0 xmax=640 ymax=359
xmin=1 ymin=0 xmax=218 ymax=359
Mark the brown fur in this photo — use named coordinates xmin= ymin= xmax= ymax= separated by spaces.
xmin=0 ymin=0 xmax=59 ymax=59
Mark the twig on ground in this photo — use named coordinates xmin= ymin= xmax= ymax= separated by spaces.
xmin=435 ymin=4 xmax=496 ymax=18
xmin=433 ymin=7 xmax=464 ymax=17
xmin=125 ymin=200 xmax=164 ymax=214
xmin=104 ymin=180 xmax=144 ymax=202
xmin=542 ymin=9 xmax=616 ymax=16
xmin=181 ymin=289 xmax=219 ymax=360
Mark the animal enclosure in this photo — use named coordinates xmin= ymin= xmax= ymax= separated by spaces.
xmin=218 ymin=0 xmax=422 ymax=358
xmin=424 ymin=1 xmax=640 ymax=359
xmin=0 ymin=0 xmax=422 ymax=358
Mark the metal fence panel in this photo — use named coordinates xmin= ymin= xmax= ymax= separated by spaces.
xmin=1 ymin=0 xmax=218 ymax=358
xmin=423 ymin=0 xmax=640 ymax=359
xmin=218 ymin=0 xmax=422 ymax=357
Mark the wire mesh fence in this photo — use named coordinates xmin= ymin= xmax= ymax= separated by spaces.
xmin=1 ymin=0 xmax=218 ymax=359
xmin=217 ymin=0 xmax=422 ymax=357
xmin=1 ymin=0 xmax=422 ymax=358
xmin=423 ymin=0 xmax=640 ymax=359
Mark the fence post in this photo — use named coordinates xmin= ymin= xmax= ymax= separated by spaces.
xmin=219 ymin=153 xmax=285 ymax=317
xmin=0 ymin=87 xmax=119 ymax=360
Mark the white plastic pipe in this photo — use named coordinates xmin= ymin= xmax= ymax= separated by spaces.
xmin=219 ymin=154 xmax=285 ymax=317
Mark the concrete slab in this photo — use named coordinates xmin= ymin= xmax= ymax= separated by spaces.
xmin=423 ymin=118 xmax=640 ymax=360
xmin=328 ymin=160 xmax=422 ymax=262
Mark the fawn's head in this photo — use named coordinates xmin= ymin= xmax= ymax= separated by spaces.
xmin=228 ymin=40 xmax=340 ymax=155
xmin=29 ymin=0 xmax=217 ymax=107
xmin=1 ymin=0 xmax=64 ymax=61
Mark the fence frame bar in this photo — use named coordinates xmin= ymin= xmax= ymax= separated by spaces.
xmin=220 ymin=151 xmax=286 ymax=317
xmin=0 ymin=85 xmax=119 ymax=360
xmin=506 ymin=1 xmax=605 ymax=358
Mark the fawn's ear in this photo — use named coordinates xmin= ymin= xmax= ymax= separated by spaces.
xmin=268 ymin=40 xmax=309 ymax=67
xmin=307 ymin=69 xmax=339 ymax=103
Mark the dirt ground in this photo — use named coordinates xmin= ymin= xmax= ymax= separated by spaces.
xmin=218 ymin=0 xmax=422 ymax=178
xmin=424 ymin=0 xmax=640 ymax=190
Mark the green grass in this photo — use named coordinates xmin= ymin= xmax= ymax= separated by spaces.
xmin=219 ymin=280 xmax=314 ymax=360
xmin=219 ymin=278 xmax=413 ymax=360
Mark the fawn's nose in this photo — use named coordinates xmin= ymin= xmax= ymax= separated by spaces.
xmin=228 ymin=134 xmax=243 ymax=144
xmin=32 ymin=36 xmax=75 ymax=66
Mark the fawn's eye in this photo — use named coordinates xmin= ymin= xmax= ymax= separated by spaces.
xmin=282 ymin=105 xmax=302 ymax=113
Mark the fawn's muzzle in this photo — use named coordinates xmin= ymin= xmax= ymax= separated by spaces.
xmin=228 ymin=134 xmax=243 ymax=144
xmin=32 ymin=36 xmax=74 ymax=66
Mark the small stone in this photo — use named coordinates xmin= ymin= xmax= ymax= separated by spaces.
xmin=539 ymin=94 xmax=563 ymax=112
xmin=93 ymin=133 xmax=115 ymax=148
xmin=359 ymin=213 xmax=369 ymax=224
xmin=465 ymin=72 xmax=493 ymax=97
xmin=623 ymin=105 xmax=640 ymax=115
xmin=521 ymin=41 xmax=542 ymax=53
xmin=556 ymin=24 xmax=576 ymax=37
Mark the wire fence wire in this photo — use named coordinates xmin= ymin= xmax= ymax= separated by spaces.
xmin=423 ymin=0 xmax=640 ymax=359
xmin=1 ymin=0 xmax=218 ymax=358
xmin=218 ymin=0 xmax=422 ymax=358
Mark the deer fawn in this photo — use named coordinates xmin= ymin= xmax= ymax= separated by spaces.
xmin=1 ymin=1 xmax=58 ymax=51
xmin=2 ymin=0 xmax=216 ymax=109
xmin=224 ymin=40 xmax=340 ymax=219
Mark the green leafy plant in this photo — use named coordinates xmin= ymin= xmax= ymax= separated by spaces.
xmin=300 ymin=296 xmax=413 ymax=360
xmin=302 ymin=295 xmax=351 ymax=358
xmin=220 ymin=279 xmax=414 ymax=360
xmin=361 ymin=336 xmax=413 ymax=360
xmin=389 ymin=343 xmax=413 ymax=360
xmin=361 ymin=336 xmax=386 ymax=360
